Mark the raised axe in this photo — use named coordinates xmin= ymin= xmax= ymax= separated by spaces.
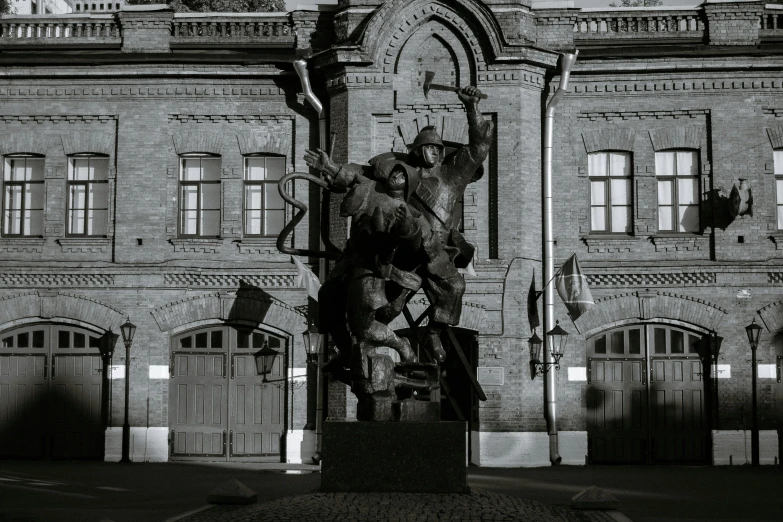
xmin=423 ymin=71 xmax=487 ymax=99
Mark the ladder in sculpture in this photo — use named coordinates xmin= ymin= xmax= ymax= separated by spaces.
xmin=402 ymin=290 xmax=487 ymax=421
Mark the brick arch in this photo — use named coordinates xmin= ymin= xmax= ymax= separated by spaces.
xmin=388 ymin=297 xmax=486 ymax=333
xmin=151 ymin=292 xmax=305 ymax=336
xmin=766 ymin=127 xmax=783 ymax=149
xmin=172 ymin=131 xmax=223 ymax=155
xmin=364 ymin=0 xmax=503 ymax=75
xmin=582 ymin=129 xmax=636 ymax=153
xmin=236 ymin=132 xmax=292 ymax=158
xmin=0 ymin=291 xmax=125 ymax=332
xmin=648 ymin=126 xmax=703 ymax=151
xmin=576 ymin=291 xmax=727 ymax=337
xmin=61 ymin=132 xmax=114 ymax=155
xmin=757 ymin=300 xmax=783 ymax=334
xmin=0 ymin=131 xmax=50 ymax=156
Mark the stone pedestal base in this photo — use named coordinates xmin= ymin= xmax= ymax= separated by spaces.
xmin=321 ymin=420 xmax=467 ymax=493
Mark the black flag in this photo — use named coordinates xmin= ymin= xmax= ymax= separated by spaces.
xmin=527 ymin=272 xmax=540 ymax=331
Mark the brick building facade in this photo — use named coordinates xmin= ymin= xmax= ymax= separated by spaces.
xmin=0 ymin=0 xmax=781 ymax=467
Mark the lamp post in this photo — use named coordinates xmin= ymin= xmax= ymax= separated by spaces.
xmin=119 ymin=317 xmax=136 ymax=464
xmin=745 ymin=318 xmax=763 ymax=467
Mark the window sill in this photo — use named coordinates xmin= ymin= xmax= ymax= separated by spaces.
xmin=649 ymin=234 xmax=708 ymax=253
xmin=769 ymin=232 xmax=783 ymax=250
xmin=235 ymin=238 xmax=287 ymax=257
xmin=0 ymin=237 xmax=44 ymax=254
xmin=170 ymin=238 xmax=222 ymax=253
xmin=582 ymin=235 xmax=640 ymax=253
xmin=57 ymin=238 xmax=111 ymax=254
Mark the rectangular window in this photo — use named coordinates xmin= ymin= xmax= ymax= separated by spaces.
xmin=775 ymin=150 xmax=783 ymax=230
xmin=588 ymin=152 xmax=632 ymax=234
xmin=3 ymin=156 xmax=45 ymax=237
xmin=244 ymin=156 xmax=285 ymax=236
xmin=656 ymin=151 xmax=699 ymax=233
xmin=68 ymin=156 xmax=109 ymax=236
xmin=179 ymin=156 xmax=221 ymax=237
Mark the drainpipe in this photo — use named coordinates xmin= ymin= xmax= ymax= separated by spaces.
xmin=543 ymin=50 xmax=577 ymax=466
xmin=294 ymin=59 xmax=327 ymax=463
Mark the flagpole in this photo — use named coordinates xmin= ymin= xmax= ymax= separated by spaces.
xmin=543 ymin=50 xmax=577 ymax=466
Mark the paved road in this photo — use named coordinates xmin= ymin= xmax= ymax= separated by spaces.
xmin=0 ymin=461 xmax=780 ymax=522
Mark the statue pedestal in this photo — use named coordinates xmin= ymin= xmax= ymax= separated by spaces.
xmin=321 ymin=420 xmax=467 ymax=493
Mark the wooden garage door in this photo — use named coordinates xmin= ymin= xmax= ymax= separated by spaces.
xmin=0 ymin=325 xmax=107 ymax=460
xmin=170 ymin=326 xmax=287 ymax=461
xmin=587 ymin=324 xmax=709 ymax=464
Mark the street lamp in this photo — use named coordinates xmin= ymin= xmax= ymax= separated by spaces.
xmin=529 ymin=321 xmax=569 ymax=377
xmin=253 ymin=341 xmax=279 ymax=383
xmin=745 ymin=318 xmax=763 ymax=467
xmin=119 ymin=317 xmax=136 ymax=464
xmin=302 ymin=322 xmax=322 ymax=365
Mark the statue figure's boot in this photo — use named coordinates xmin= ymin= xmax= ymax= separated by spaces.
xmin=396 ymin=337 xmax=417 ymax=364
xmin=422 ymin=322 xmax=447 ymax=363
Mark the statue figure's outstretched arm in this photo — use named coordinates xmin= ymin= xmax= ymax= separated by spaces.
xmin=447 ymin=86 xmax=494 ymax=183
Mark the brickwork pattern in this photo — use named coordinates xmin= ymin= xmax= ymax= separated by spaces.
xmin=163 ymin=273 xmax=296 ymax=288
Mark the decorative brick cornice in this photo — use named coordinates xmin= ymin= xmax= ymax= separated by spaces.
xmin=588 ymin=272 xmax=716 ymax=287
xmin=0 ymin=273 xmax=114 ymax=287
xmin=578 ymin=109 xmax=709 ymax=122
xmin=0 ymin=115 xmax=116 ymax=124
xmin=164 ymin=273 xmax=297 ymax=288
xmin=169 ymin=113 xmax=292 ymax=123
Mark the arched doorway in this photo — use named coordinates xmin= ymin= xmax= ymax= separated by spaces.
xmin=586 ymin=323 xmax=710 ymax=464
xmin=168 ymin=324 xmax=288 ymax=462
xmin=0 ymin=323 xmax=109 ymax=460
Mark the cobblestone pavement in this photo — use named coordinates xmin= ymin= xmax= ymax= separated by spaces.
xmin=176 ymin=488 xmax=620 ymax=522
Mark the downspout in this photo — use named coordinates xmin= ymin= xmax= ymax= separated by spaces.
xmin=294 ymin=59 xmax=328 ymax=463
xmin=543 ymin=50 xmax=577 ymax=466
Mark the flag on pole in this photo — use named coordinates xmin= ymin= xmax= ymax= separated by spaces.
xmin=527 ymin=272 xmax=540 ymax=331
xmin=555 ymin=253 xmax=594 ymax=321
xmin=292 ymin=256 xmax=321 ymax=301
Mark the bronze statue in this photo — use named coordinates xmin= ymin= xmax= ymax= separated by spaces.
xmin=303 ymin=85 xmax=492 ymax=420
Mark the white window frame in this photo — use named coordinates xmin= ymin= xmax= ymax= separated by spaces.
xmin=655 ymin=150 xmax=700 ymax=233
xmin=587 ymin=151 xmax=633 ymax=235
xmin=67 ymin=154 xmax=110 ymax=237
xmin=178 ymin=154 xmax=221 ymax=238
xmin=243 ymin=155 xmax=286 ymax=237
xmin=2 ymin=155 xmax=45 ymax=237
